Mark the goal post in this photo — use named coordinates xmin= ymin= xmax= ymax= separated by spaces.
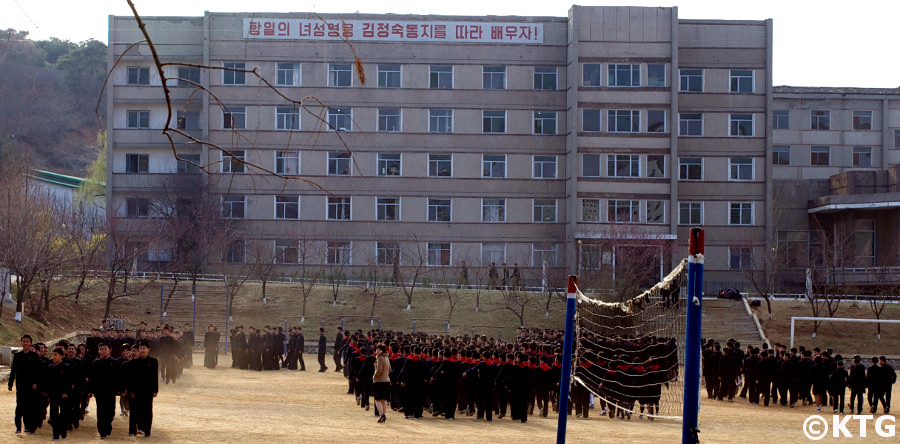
xmin=789 ymin=316 xmax=900 ymax=349
xmin=683 ymin=227 xmax=704 ymax=444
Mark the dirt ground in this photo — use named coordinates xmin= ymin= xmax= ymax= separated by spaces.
xmin=0 ymin=353 xmax=895 ymax=443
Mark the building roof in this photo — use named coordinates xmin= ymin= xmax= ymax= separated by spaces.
xmin=775 ymin=86 xmax=900 ymax=95
xmin=27 ymin=169 xmax=103 ymax=190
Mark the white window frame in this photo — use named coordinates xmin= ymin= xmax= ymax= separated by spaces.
xmin=773 ymin=110 xmax=789 ymax=130
xmin=429 ymin=109 xmax=452 ymax=133
xmin=533 ymin=112 xmax=557 ymax=135
xmin=274 ymin=195 xmax=299 ymax=220
xmin=327 ymin=152 xmax=351 ymax=176
xmin=428 ymin=154 xmax=452 ymax=177
xmin=678 ymin=157 xmax=703 ymax=181
xmin=729 ymin=246 xmax=753 ymax=270
xmin=482 ymin=66 xmax=506 ymax=90
xmin=729 ymin=113 xmax=754 ymax=137
xmin=608 ymin=64 xmax=641 ymax=87
xmin=482 ymin=155 xmax=506 ymax=178
xmin=223 ymin=62 xmax=246 ymax=85
xmin=646 ymin=200 xmax=666 ymax=225
xmin=126 ymin=110 xmax=150 ymax=129
xmin=222 ymin=194 xmax=245 ymax=219
xmin=427 ymin=198 xmax=452 ymax=222
xmin=223 ymin=106 xmax=246 ymax=130
xmin=274 ymin=240 xmax=298 ymax=264
xmin=328 ymin=63 xmax=352 ymax=87
xmin=647 ymin=64 xmax=666 ymax=87
xmin=125 ymin=197 xmax=150 ymax=218
xmin=275 ymin=151 xmax=300 ymax=175
xmin=481 ymin=198 xmax=506 ymax=223
xmin=376 ymin=242 xmax=401 ymax=266
xmin=481 ymin=243 xmax=506 ymax=267
xmin=276 ymin=62 xmax=300 ymax=86
xmin=810 ymin=109 xmax=830 ymax=130
xmin=810 ymin=146 xmax=831 ymax=166
xmin=377 ymin=153 xmax=401 ymax=176
xmin=532 ymin=244 xmax=557 ymax=268
xmin=679 ymin=113 xmax=703 ymax=136
xmin=377 ymin=64 xmax=401 ymax=88
xmin=852 ymin=146 xmax=872 ymax=167
xmin=176 ymin=66 xmax=200 ymax=87
xmin=127 ymin=66 xmax=150 ymax=85
xmin=482 ymin=110 xmax=506 ymax=134
xmin=729 ymin=157 xmax=754 ymax=181
xmin=679 ymin=69 xmax=703 ymax=92
xmin=327 ymin=107 xmax=352 ymax=132
xmin=773 ymin=146 xmax=791 ymax=166
xmin=125 ymin=153 xmax=149 ymax=173
xmin=533 ymin=66 xmax=557 ymax=90
xmin=852 ymin=111 xmax=873 ymax=130
xmin=377 ymin=108 xmax=401 ymax=132
xmin=376 ymin=197 xmax=400 ymax=221
xmin=607 ymin=154 xmax=640 ymax=178
xmin=729 ymin=202 xmax=753 ymax=226
xmin=607 ymin=110 xmax=640 ymax=133
xmin=678 ymin=202 xmax=703 ymax=226
xmin=327 ymin=241 xmax=352 ymax=265
xmin=533 ymin=199 xmax=557 ymax=223
xmin=327 ymin=197 xmax=351 ymax=221
xmin=729 ymin=69 xmax=753 ymax=93
xmin=223 ymin=240 xmax=245 ymax=263
xmin=221 ymin=150 xmax=245 ymax=173
xmin=429 ymin=65 xmax=453 ymax=89
xmin=427 ymin=243 xmax=451 ymax=267
xmin=533 ymin=155 xmax=557 ymax=179
xmin=275 ymin=106 xmax=299 ymax=130
xmin=608 ymin=200 xmax=640 ymax=223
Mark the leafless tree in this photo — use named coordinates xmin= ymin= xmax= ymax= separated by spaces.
xmin=397 ymin=234 xmax=429 ymax=310
xmin=96 ymin=211 xmax=159 ymax=320
xmin=869 ymin=241 xmax=900 ymax=339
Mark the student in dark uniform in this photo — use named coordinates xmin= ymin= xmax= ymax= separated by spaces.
xmin=867 ymin=356 xmax=882 ymax=413
xmin=63 ymin=342 xmax=86 ymax=430
xmin=810 ymin=356 xmax=829 ymax=412
xmin=829 ymin=357 xmax=848 ymax=414
xmin=318 ymin=328 xmax=328 ymax=372
xmin=9 ymin=335 xmax=43 ymax=434
xmin=400 ymin=346 xmax=426 ymax=419
xmin=848 ymin=355 xmax=867 ymax=414
xmin=181 ymin=324 xmax=194 ymax=369
xmin=247 ymin=327 xmax=263 ymax=371
xmin=43 ymin=348 xmax=73 ymax=441
xmin=90 ymin=342 xmax=123 ymax=439
xmin=124 ymin=340 xmax=159 ymax=437
xmin=334 ymin=327 xmax=345 ymax=372
xmin=296 ymin=327 xmax=306 ymax=371
xmin=880 ymin=356 xmax=895 ymax=414
xmin=203 ymin=325 xmax=220 ymax=369
xmin=508 ymin=352 xmax=531 ymax=423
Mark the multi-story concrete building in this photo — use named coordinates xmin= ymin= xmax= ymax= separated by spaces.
xmin=105 ymin=6 xmax=896 ymax=292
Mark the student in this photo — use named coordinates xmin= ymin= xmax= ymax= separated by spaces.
xmin=880 ymin=356 xmax=896 ymax=414
xmin=9 ymin=335 xmax=43 ymax=434
xmin=43 ymin=348 xmax=73 ymax=441
xmin=829 ymin=356 xmax=848 ymax=414
xmin=124 ymin=340 xmax=159 ymax=437
xmin=318 ymin=328 xmax=328 ymax=372
xmin=848 ymin=355 xmax=867 ymax=415
xmin=203 ymin=325 xmax=221 ymax=369
xmin=90 ymin=342 xmax=123 ymax=439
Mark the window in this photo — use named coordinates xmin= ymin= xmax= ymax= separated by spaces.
xmin=327 ymin=241 xmax=351 ymax=265
xmin=377 ymin=153 xmax=401 ymax=176
xmin=608 ymin=64 xmax=640 ymax=87
xmin=327 ymin=197 xmax=351 ymax=220
xmin=223 ymin=106 xmax=246 ymax=130
xmin=729 ymin=247 xmax=753 ymax=270
xmin=377 ymin=64 xmax=401 ymax=88
xmin=532 ymin=244 xmax=557 ymax=267
xmin=127 ymin=66 xmax=150 ymax=85
xmin=429 ymin=109 xmax=452 ymax=133
xmin=582 ymin=154 xmax=601 ymax=177
xmin=647 ymin=110 xmax=666 ymax=133
xmin=276 ymin=63 xmax=300 ymax=86
xmin=428 ymin=154 xmax=452 ymax=177
xmin=679 ymin=202 xmax=702 ymax=226
xmin=729 ymin=69 xmax=753 ymax=93
xmin=646 ymin=155 xmax=665 ymax=178
xmin=854 ymin=219 xmax=875 ymax=267
xmin=427 ymin=198 xmax=451 ymax=222
xmin=125 ymin=154 xmax=149 ymax=173
xmin=582 ymin=199 xmax=599 ymax=222
xmin=582 ymin=109 xmax=602 ymax=132
xmin=729 ymin=157 xmax=753 ymax=181
xmin=176 ymin=110 xmax=200 ymax=130
xmin=608 ymin=200 xmax=640 ymax=223
xmin=852 ymin=111 xmax=873 ymax=130
xmin=328 ymin=152 xmax=351 ymax=175
xmin=224 ymin=240 xmax=245 ymax=263
xmin=275 ymin=195 xmax=299 ymax=219
xmin=730 ymin=114 xmax=753 ymax=136
xmin=580 ymin=244 xmax=602 ymax=270
xmin=482 ymin=155 xmax=506 ymax=178
xmin=177 ymin=154 xmax=201 ymax=174
xmin=773 ymin=146 xmax=791 ymax=165
xmin=222 ymin=195 xmax=245 ymax=219
xmin=378 ymin=108 xmax=401 ymax=132
xmin=176 ymin=67 xmax=200 ymax=86
xmin=895 ymin=130 xmax=900 ymax=149
xmin=483 ymin=66 xmax=506 ymax=90
xmin=275 ymin=151 xmax=299 ymax=175
xmin=328 ymin=63 xmax=352 ymax=87
xmin=376 ymin=242 xmax=400 ymax=265
xmin=729 ymin=202 xmax=753 ymax=226
xmin=853 ymin=146 xmax=872 ymax=167
xmin=376 ymin=197 xmax=400 ymax=221
xmin=481 ymin=243 xmax=505 ymax=266
xmin=773 ymin=110 xmax=789 ymax=129
xmin=608 ymin=110 xmax=640 ymax=133
xmin=679 ymin=69 xmax=702 ymax=92
xmin=534 ymin=112 xmax=557 ymax=135
xmin=533 ymin=156 xmax=557 ymax=179
xmin=810 ymin=146 xmax=830 ymax=166
xmin=427 ymin=243 xmax=451 ymax=266
xmin=583 ymin=64 xmax=602 ymax=86
xmin=125 ymin=197 xmax=150 ymax=218
xmin=482 ymin=199 xmax=505 ymax=222
xmin=274 ymin=240 xmax=297 ymax=264
xmin=482 ymin=110 xmax=506 ymax=133
xmin=679 ymin=113 xmax=702 ymax=136
xmin=534 ymin=66 xmax=557 ymax=90
xmin=223 ymin=62 xmax=246 ymax=85
xmin=811 ymin=110 xmax=830 ymax=130
xmin=646 ymin=200 xmax=665 ymax=224
xmin=429 ymin=65 xmax=452 ymax=89
xmin=607 ymin=154 xmax=640 ymax=177
xmin=275 ymin=106 xmax=299 ymax=130
xmin=327 ymin=108 xmax=352 ymax=131
xmin=222 ymin=150 xmax=245 ymax=173
xmin=126 ymin=110 xmax=149 ymax=129
xmin=679 ymin=157 xmax=702 ymax=181
xmin=647 ymin=64 xmax=666 ymax=87
xmin=533 ymin=199 xmax=556 ymax=223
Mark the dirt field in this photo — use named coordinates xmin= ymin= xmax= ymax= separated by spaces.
xmin=1 ymin=353 xmax=895 ymax=443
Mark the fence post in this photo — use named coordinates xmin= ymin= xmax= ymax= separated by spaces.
xmin=224 ymin=284 xmax=230 ymax=355
xmin=445 ymin=321 xmax=449 ymax=333
xmin=412 ymin=320 xmax=416 ymax=333
xmin=498 ymin=328 xmax=502 ymax=341
xmin=378 ymin=319 xmax=381 ymax=330
xmin=159 ymin=284 xmax=164 ymax=321
xmin=340 ymin=318 xmax=344 ymax=330
xmin=192 ymin=284 xmax=197 ymax=340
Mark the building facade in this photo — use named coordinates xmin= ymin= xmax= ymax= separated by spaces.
xmin=105 ymin=7 xmax=897 ymax=292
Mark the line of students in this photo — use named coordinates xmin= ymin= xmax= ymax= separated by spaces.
xmin=702 ymin=339 xmax=896 ymax=414
xmin=8 ymin=334 xmax=159 ymax=440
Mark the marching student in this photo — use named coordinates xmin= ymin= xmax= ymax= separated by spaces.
xmin=124 ymin=340 xmax=159 ymax=437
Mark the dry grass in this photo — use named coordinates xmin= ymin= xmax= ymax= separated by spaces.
xmin=0 ymin=353 xmax=895 ymax=443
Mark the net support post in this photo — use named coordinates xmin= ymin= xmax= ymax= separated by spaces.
xmin=683 ymin=227 xmax=704 ymax=444
xmin=556 ymin=275 xmax=578 ymax=444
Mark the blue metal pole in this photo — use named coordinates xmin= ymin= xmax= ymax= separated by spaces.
xmin=682 ymin=228 xmax=704 ymax=444
xmin=556 ymin=275 xmax=578 ymax=444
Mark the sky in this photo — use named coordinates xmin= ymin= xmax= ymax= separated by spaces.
xmin=3 ymin=0 xmax=898 ymax=88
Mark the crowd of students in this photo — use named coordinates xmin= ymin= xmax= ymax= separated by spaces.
xmin=702 ymin=338 xmax=897 ymax=414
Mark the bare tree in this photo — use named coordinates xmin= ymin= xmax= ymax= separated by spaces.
xmin=289 ymin=229 xmax=326 ymax=319
xmin=869 ymin=241 xmax=900 ymax=339
xmin=397 ymin=234 xmax=429 ymax=310
xmin=96 ymin=211 xmax=159 ymax=320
